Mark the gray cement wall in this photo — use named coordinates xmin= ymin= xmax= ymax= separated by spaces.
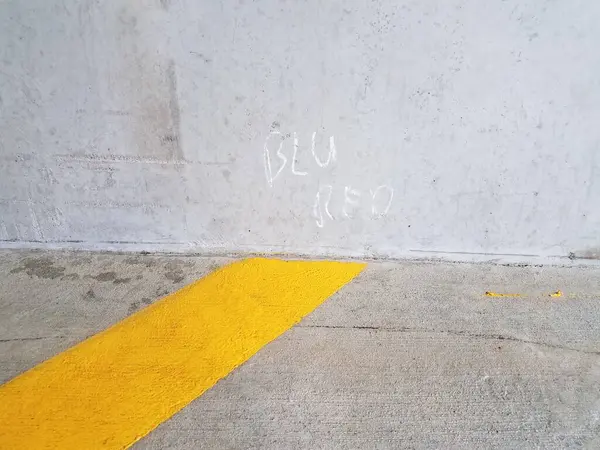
xmin=1 ymin=0 xmax=600 ymax=262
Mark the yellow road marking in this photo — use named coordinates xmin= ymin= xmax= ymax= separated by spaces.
xmin=0 ymin=258 xmax=365 ymax=449
xmin=485 ymin=291 xmax=566 ymax=298
xmin=485 ymin=291 xmax=522 ymax=297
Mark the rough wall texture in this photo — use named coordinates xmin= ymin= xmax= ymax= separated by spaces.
xmin=1 ymin=0 xmax=599 ymax=261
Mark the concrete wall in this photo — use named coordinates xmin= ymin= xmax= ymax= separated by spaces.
xmin=2 ymin=0 xmax=600 ymax=262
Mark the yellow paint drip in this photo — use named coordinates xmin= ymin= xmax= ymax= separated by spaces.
xmin=550 ymin=290 xmax=563 ymax=297
xmin=0 ymin=258 xmax=365 ymax=449
xmin=485 ymin=291 xmax=522 ymax=297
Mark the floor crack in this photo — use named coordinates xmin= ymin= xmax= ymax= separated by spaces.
xmin=0 ymin=336 xmax=67 ymax=343
xmin=297 ymin=324 xmax=600 ymax=356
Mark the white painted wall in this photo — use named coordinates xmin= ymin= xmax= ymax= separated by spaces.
xmin=2 ymin=0 xmax=600 ymax=262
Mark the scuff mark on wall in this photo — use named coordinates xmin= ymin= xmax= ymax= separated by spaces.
xmin=27 ymin=198 xmax=44 ymax=241
xmin=64 ymin=200 xmax=172 ymax=211
xmin=112 ymin=4 xmax=184 ymax=162
xmin=39 ymin=167 xmax=57 ymax=185
xmin=0 ymin=222 xmax=8 ymax=240
xmin=47 ymin=207 xmax=64 ymax=228
xmin=55 ymin=154 xmax=188 ymax=165
xmin=165 ymin=60 xmax=184 ymax=162
xmin=569 ymin=249 xmax=600 ymax=260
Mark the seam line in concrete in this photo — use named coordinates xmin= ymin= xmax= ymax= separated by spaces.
xmin=0 ymin=336 xmax=67 ymax=343
xmin=298 ymin=325 xmax=600 ymax=356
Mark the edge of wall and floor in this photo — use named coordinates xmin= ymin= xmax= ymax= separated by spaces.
xmin=1 ymin=240 xmax=599 ymax=268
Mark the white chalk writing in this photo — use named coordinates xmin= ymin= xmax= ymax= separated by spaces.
xmin=292 ymin=132 xmax=308 ymax=176
xmin=311 ymin=133 xmax=337 ymax=168
xmin=263 ymin=128 xmax=393 ymax=228
xmin=313 ymin=185 xmax=333 ymax=228
xmin=343 ymin=186 xmax=361 ymax=218
xmin=263 ymin=131 xmax=287 ymax=187
xmin=370 ymin=185 xmax=394 ymax=217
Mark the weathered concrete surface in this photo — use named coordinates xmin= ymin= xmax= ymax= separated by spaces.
xmin=0 ymin=250 xmax=231 ymax=383
xmin=1 ymin=250 xmax=599 ymax=448
xmin=2 ymin=1 xmax=600 ymax=262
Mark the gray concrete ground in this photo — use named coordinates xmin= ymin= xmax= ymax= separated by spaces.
xmin=1 ymin=250 xmax=599 ymax=449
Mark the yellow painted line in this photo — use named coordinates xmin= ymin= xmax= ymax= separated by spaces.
xmin=485 ymin=291 xmax=522 ymax=297
xmin=0 ymin=257 xmax=365 ymax=449
xmin=485 ymin=291 xmax=566 ymax=298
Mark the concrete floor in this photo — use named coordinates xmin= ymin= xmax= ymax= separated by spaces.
xmin=1 ymin=250 xmax=599 ymax=449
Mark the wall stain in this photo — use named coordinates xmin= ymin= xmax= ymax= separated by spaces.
xmin=10 ymin=257 xmax=66 ymax=279
xmin=116 ymin=5 xmax=183 ymax=162
xmin=189 ymin=51 xmax=212 ymax=63
xmin=165 ymin=59 xmax=183 ymax=161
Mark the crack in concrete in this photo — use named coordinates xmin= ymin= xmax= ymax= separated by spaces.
xmin=0 ymin=336 xmax=67 ymax=343
xmin=298 ymin=324 xmax=600 ymax=356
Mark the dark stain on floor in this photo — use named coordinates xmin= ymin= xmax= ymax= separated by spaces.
xmin=207 ymin=263 xmax=220 ymax=273
xmin=123 ymin=256 xmax=157 ymax=268
xmin=127 ymin=297 xmax=153 ymax=315
xmin=88 ymin=271 xmax=132 ymax=284
xmin=164 ymin=261 xmax=186 ymax=284
xmin=61 ymin=273 xmax=80 ymax=281
xmin=93 ymin=271 xmax=118 ymax=282
xmin=10 ymin=257 xmax=66 ymax=279
xmin=164 ymin=270 xmax=184 ymax=284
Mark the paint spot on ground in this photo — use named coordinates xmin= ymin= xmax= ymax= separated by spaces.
xmin=550 ymin=290 xmax=563 ymax=298
xmin=485 ymin=291 xmax=521 ymax=297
